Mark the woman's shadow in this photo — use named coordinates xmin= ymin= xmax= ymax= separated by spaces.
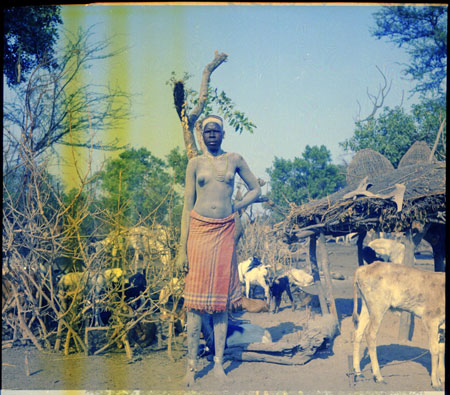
xmin=196 ymin=320 xmax=305 ymax=378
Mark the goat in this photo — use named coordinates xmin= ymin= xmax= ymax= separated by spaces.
xmin=365 ymin=238 xmax=405 ymax=265
xmin=288 ymin=268 xmax=314 ymax=288
xmin=93 ymin=226 xmax=172 ymax=271
xmin=352 ymin=261 xmax=445 ymax=389
xmin=269 ymin=275 xmax=295 ymax=313
xmin=57 ymin=268 xmax=124 ymax=326
xmin=238 ymin=257 xmax=271 ymax=300
xmin=336 ymin=232 xmax=358 ymax=245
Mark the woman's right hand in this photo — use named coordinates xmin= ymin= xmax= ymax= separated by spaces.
xmin=176 ymin=252 xmax=189 ymax=274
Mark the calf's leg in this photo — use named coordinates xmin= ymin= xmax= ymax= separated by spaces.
xmin=353 ymin=302 xmax=370 ymax=377
xmin=438 ymin=340 xmax=445 ymax=387
xmin=425 ymin=319 xmax=444 ymax=389
xmin=365 ymin=308 xmax=387 ymax=384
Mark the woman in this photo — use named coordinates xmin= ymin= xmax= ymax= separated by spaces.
xmin=177 ymin=115 xmax=261 ymax=386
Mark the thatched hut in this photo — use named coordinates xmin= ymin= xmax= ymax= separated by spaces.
xmin=346 ymin=148 xmax=394 ymax=184
xmin=279 ymin=161 xmax=445 ymax=240
xmin=398 ymin=140 xmax=436 ymax=168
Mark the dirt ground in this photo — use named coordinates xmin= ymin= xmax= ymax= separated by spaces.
xmin=2 ymin=242 xmax=444 ymax=394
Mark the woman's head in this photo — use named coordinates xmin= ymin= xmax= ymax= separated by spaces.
xmin=202 ymin=115 xmax=224 ymax=153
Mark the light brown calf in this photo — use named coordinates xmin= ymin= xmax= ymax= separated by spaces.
xmin=352 ymin=261 xmax=445 ymax=389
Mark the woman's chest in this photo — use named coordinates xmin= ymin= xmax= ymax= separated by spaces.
xmin=196 ymin=156 xmax=236 ymax=186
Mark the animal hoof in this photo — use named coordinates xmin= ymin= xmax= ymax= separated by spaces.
xmin=374 ymin=377 xmax=387 ymax=385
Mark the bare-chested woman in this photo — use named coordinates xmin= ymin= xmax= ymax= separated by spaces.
xmin=177 ymin=115 xmax=261 ymax=387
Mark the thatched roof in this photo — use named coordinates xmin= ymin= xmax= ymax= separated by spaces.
xmin=276 ymin=161 xmax=446 ymax=243
xmin=346 ymin=148 xmax=394 ymax=184
xmin=398 ymin=141 xmax=435 ymax=168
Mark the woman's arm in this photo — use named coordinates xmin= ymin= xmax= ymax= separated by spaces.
xmin=233 ymin=153 xmax=261 ymax=212
xmin=177 ymin=158 xmax=197 ymax=272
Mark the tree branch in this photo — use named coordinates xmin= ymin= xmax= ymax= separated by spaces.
xmin=358 ymin=66 xmax=392 ymax=122
xmin=429 ymin=115 xmax=446 ymax=162
xmin=188 ymin=51 xmax=228 ymax=128
xmin=172 ymin=51 xmax=229 ymax=159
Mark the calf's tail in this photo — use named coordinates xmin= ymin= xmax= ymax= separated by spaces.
xmin=352 ymin=272 xmax=360 ymax=329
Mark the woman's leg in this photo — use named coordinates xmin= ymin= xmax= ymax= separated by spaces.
xmin=212 ymin=311 xmax=228 ymax=379
xmin=185 ymin=310 xmax=202 ymax=387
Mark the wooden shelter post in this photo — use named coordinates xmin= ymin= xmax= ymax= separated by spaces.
xmin=308 ymin=235 xmax=329 ymax=316
xmin=318 ymin=232 xmax=340 ymax=331
xmin=356 ymin=231 xmax=367 ymax=266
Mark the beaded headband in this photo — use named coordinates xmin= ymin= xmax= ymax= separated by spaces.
xmin=202 ymin=115 xmax=223 ymax=131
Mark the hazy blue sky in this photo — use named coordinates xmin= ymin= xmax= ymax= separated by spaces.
xmin=57 ymin=4 xmax=421 ymax=190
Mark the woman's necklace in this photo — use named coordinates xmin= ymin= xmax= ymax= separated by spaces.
xmin=206 ymin=153 xmax=228 ymax=182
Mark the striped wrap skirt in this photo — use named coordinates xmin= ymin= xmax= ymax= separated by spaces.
xmin=183 ymin=210 xmax=242 ymax=313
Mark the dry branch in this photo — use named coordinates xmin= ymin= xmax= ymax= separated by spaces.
xmin=173 ymin=51 xmax=228 ymax=159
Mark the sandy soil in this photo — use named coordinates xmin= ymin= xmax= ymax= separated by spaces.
xmin=2 ymin=243 xmax=444 ymax=393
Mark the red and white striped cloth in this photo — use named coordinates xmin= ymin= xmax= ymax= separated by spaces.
xmin=184 ymin=210 xmax=242 ymax=313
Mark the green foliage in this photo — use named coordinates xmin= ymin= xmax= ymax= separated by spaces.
xmin=342 ymin=107 xmax=416 ymax=167
xmin=166 ymin=146 xmax=189 ymax=187
xmin=371 ymin=6 xmax=447 ymax=96
xmin=411 ymin=96 xmax=446 ymax=161
xmin=166 ymin=72 xmax=256 ymax=134
xmin=3 ymin=6 xmax=63 ymax=87
xmin=202 ymin=88 xmax=257 ymax=134
xmin=266 ymin=145 xmax=346 ymax=217
xmin=341 ymin=99 xmax=446 ymax=166
xmin=96 ymin=148 xmax=178 ymax=225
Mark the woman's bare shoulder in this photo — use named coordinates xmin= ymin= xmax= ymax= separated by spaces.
xmin=188 ymin=155 xmax=202 ymax=166
xmin=227 ymin=152 xmax=249 ymax=167
xmin=227 ymin=152 xmax=244 ymax=161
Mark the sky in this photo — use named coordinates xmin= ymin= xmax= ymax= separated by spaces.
xmin=52 ymin=4 xmax=423 ymax=191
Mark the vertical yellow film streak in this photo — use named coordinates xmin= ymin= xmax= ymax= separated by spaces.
xmin=106 ymin=7 xmax=131 ymax=161
xmin=59 ymin=6 xmax=88 ymax=192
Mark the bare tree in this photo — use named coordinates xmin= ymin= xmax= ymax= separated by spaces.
xmin=355 ymin=66 xmax=393 ymax=122
xmin=3 ymin=26 xmax=130 ymax=176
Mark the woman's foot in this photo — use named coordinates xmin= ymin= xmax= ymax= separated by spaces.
xmin=213 ymin=356 xmax=227 ymax=381
xmin=184 ymin=359 xmax=196 ymax=388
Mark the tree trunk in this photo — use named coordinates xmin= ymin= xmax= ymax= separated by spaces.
xmin=308 ymin=235 xmax=328 ymax=316
xmin=174 ymin=51 xmax=228 ymax=160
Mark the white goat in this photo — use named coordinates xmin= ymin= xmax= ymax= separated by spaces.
xmin=367 ymin=238 xmax=405 ymax=265
xmin=238 ymin=257 xmax=270 ymax=300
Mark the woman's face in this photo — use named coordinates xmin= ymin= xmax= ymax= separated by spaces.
xmin=203 ymin=123 xmax=224 ymax=151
